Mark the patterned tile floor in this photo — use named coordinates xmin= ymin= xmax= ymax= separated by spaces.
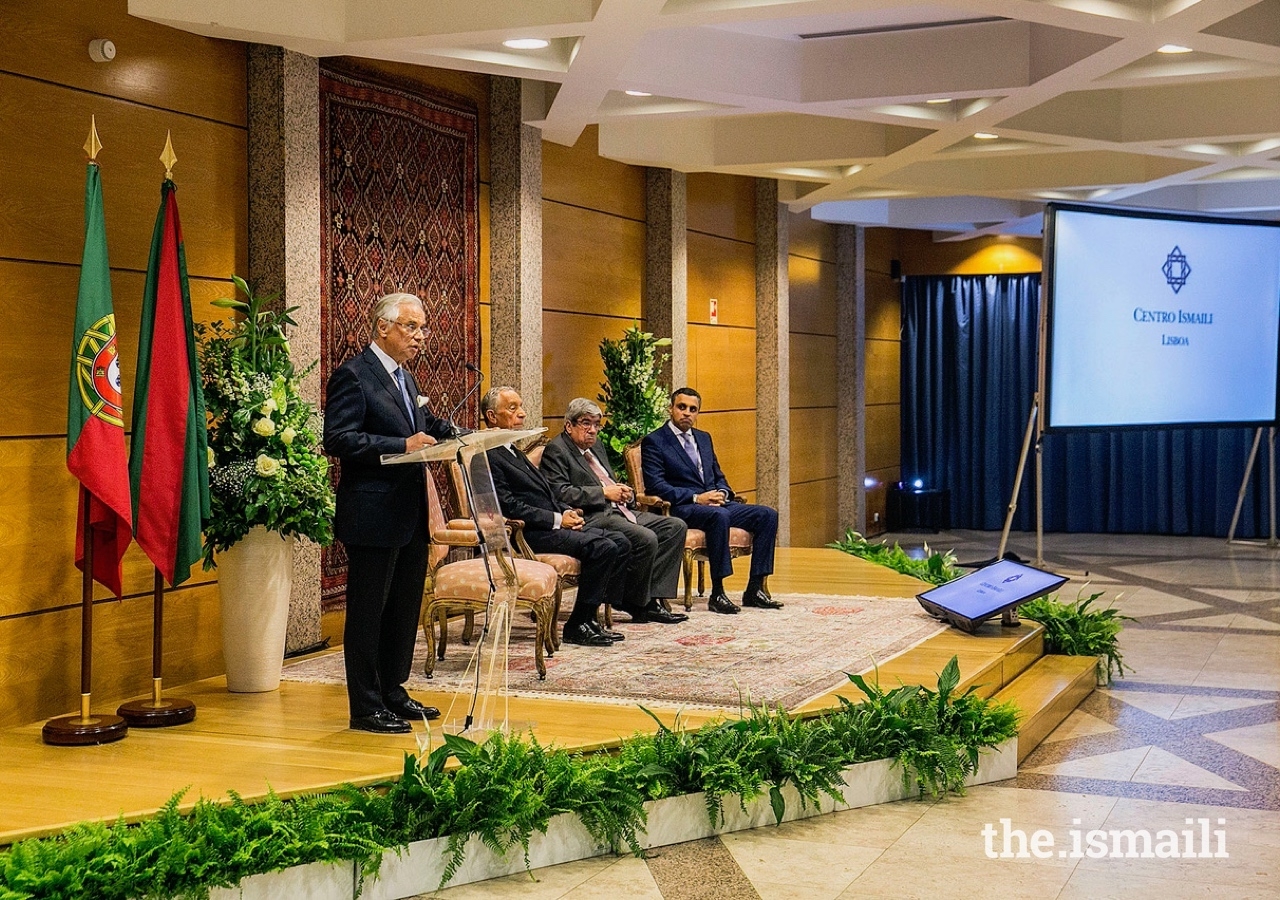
xmin=424 ymin=532 xmax=1280 ymax=899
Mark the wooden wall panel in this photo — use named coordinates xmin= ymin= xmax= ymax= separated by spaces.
xmin=788 ymin=256 xmax=837 ymax=336
xmin=865 ymin=481 xmax=890 ymax=536
xmin=0 ymin=74 xmax=247 ymax=278
xmin=687 ymin=232 xmax=756 ymax=327
xmin=788 ymin=408 xmax=837 ymax=485
xmin=687 ymin=172 xmax=755 ymax=242
xmin=0 ymin=1 xmax=247 ymax=727
xmin=0 ymin=438 xmax=216 ymax=617
xmin=789 ymin=478 xmax=839 ymax=548
xmin=0 ymin=264 xmax=230 ymax=437
xmin=0 ymin=585 xmax=222 ymax=730
xmin=688 ymin=324 xmax=756 ymax=412
xmin=542 ymin=126 xmax=645 ymax=222
xmin=0 ymin=0 xmax=247 ymax=127
xmin=865 ymin=227 xmax=899 ymax=273
xmin=866 ymin=403 xmax=902 ymax=472
xmin=479 ymin=301 xmax=491 ymax=386
xmin=867 ymin=271 xmax=901 ymax=342
xmin=542 ymin=202 xmax=644 ymax=318
xmin=788 ymin=212 xmax=837 ymax=263
xmin=789 ymin=333 xmax=837 ymax=410
xmin=479 ymin=183 xmax=491 ymax=304
xmin=866 ymin=339 xmax=901 ymax=407
xmin=694 ymin=410 xmax=756 ymax=495
xmin=542 ymin=311 xmax=631 ymax=423
xmin=898 ymin=231 xmax=1042 ymax=276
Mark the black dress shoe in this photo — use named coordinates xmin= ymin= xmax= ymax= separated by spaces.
xmin=563 ymin=621 xmax=614 ymax=647
xmin=631 ymin=605 xmax=688 ymax=624
xmin=742 ymin=588 xmax=784 ymax=609
xmin=590 ymin=621 xmax=626 ymax=642
xmin=384 ymin=695 xmax=441 ymax=721
xmin=350 ymin=710 xmax=411 ymax=734
xmin=708 ymin=592 xmax=740 ymax=614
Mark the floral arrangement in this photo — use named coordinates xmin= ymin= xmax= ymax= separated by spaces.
xmin=196 ymin=276 xmax=334 ymax=568
xmin=597 ymin=324 xmax=672 ymax=463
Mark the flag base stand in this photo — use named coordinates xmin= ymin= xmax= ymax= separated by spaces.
xmin=117 ymin=697 xmax=195 ymax=728
xmin=43 ymin=696 xmax=127 ymax=746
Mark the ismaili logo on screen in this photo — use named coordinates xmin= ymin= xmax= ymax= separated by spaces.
xmin=1162 ymin=245 xmax=1191 ymax=293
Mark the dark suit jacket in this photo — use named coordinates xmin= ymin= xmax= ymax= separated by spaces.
xmin=641 ymin=424 xmax=734 ymax=508
xmin=323 ymin=346 xmax=452 ymax=548
xmin=539 ymin=432 xmax=623 ymax=515
xmin=485 ymin=444 xmax=571 ymax=532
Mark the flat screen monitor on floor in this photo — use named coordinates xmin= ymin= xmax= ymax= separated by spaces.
xmin=917 ymin=560 xmax=1067 ymax=633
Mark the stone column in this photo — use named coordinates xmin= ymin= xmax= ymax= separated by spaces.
xmin=755 ymin=179 xmax=789 ymax=544
xmin=836 ymin=225 xmax=867 ymax=533
xmin=247 ymin=45 xmax=323 ymax=655
xmin=644 ymin=168 xmax=687 ymax=390
xmin=489 ymin=77 xmax=543 ymax=420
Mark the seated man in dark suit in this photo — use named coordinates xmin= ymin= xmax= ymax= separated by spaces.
xmin=481 ymin=386 xmax=629 ymax=647
xmin=540 ymin=398 xmax=688 ymax=625
xmin=641 ymin=387 xmax=782 ymax=615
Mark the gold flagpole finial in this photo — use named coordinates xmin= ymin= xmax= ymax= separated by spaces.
xmin=84 ymin=116 xmax=103 ymax=162
xmin=160 ymin=130 xmax=177 ymax=180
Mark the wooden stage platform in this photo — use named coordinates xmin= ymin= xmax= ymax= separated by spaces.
xmin=0 ymin=549 xmax=1053 ymax=846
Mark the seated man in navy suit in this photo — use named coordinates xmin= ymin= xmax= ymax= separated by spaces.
xmin=481 ymin=386 xmax=630 ymax=647
xmin=641 ymin=388 xmax=782 ymax=615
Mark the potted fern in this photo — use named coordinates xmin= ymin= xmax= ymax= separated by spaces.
xmin=1018 ymin=590 xmax=1133 ymax=685
xmin=197 ymin=276 xmax=335 ymax=692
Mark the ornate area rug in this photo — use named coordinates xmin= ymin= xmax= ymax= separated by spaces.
xmin=282 ymin=593 xmax=946 ymax=710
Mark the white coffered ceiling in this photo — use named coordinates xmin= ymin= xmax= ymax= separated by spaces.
xmin=131 ymin=0 xmax=1280 ymax=238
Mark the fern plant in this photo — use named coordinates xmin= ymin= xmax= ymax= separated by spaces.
xmin=1018 ymin=590 xmax=1132 ymax=683
xmin=829 ymin=529 xmax=961 ymax=585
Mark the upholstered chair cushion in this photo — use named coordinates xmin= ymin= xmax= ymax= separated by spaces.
xmin=433 ymin=557 xmax=558 ymax=602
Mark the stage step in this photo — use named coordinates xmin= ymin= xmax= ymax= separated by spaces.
xmin=994 ymin=655 xmax=1097 ymax=763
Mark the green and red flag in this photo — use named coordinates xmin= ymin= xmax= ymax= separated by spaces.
xmin=67 ymin=161 xmax=134 ymax=598
xmin=129 ymin=179 xmax=210 ymax=587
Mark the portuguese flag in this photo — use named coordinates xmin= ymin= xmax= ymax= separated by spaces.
xmin=67 ymin=162 xmax=133 ymax=598
xmin=129 ymin=179 xmax=210 ymax=587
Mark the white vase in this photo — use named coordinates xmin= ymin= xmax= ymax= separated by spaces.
xmin=218 ymin=526 xmax=294 ymax=692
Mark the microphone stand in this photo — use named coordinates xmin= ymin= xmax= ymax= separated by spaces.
xmin=446 ymin=364 xmax=484 ymax=437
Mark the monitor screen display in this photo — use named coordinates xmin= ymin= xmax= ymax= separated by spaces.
xmin=1044 ymin=203 xmax=1280 ymax=430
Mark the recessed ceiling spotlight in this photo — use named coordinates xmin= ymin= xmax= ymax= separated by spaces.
xmin=624 ymin=90 xmax=652 ymax=97
xmin=925 ymin=98 xmax=952 ymax=104
xmin=973 ymin=132 xmax=999 ymax=140
xmin=503 ymin=38 xmax=549 ymax=50
xmin=1157 ymin=44 xmax=1193 ymax=53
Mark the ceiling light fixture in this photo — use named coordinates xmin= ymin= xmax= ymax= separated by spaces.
xmin=925 ymin=98 xmax=952 ymax=104
xmin=1157 ymin=44 xmax=1193 ymax=53
xmin=503 ymin=38 xmax=549 ymax=50
xmin=973 ymin=132 xmax=999 ymax=140
xmin=624 ymin=90 xmax=652 ymax=97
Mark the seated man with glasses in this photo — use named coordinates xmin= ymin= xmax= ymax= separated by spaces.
xmin=541 ymin=398 xmax=689 ymax=624
xmin=324 ymin=292 xmax=455 ymax=734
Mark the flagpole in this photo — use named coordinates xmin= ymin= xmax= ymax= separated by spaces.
xmin=43 ymin=486 xmax=129 ymax=745
xmin=118 ymin=131 xmax=196 ymax=728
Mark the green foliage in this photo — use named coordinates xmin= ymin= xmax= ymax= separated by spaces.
xmin=0 ymin=657 xmax=1018 ymax=897
xmin=837 ymin=657 xmax=1020 ymax=798
xmin=196 ymin=275 xmax=335 ymax=567
xmin=829 ymin=529 xmax=962 ymax=586
xmin=1018 ymin=590 xmax=1133 ymax=683
xmin=597 ymin=325 xmax=672 ymax=465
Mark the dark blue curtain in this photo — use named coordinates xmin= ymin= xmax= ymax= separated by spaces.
xmin=900 ymin=274 xmax=1268 ymax=536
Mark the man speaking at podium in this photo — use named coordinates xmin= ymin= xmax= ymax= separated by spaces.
xmin=324 ymin=293 xmax=451 ymax=734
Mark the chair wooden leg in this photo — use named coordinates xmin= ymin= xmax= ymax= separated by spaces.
xmin=436 ymin=607 xmax=449 ymax=660
xmin=681 ymin=550 xmax=694 ymax=611
xmin=697 ymin=560 xmax=705 ymax=597
xmin=549 ymin=582 xmax=563 ymax=652
xmin=533 ymin=603 xmax=547 ymax=680
xmin=462 ymin=610 xmax=475 ymax=645
xmin=602 ymin=602 xmax=613 ymax=629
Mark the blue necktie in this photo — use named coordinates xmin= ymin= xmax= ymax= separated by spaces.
xmin=394 ymin=368 xmax=415 ymax=423
xmin=680 ymin=431 xmax=704 ymax=482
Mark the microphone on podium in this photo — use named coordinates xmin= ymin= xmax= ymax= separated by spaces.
xmin=447 ymin=363 xmax=484 ymax=436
